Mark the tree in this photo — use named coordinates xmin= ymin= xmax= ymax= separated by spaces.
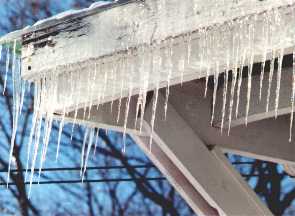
xmin=0 ymin=1 xmax=194 ymax=215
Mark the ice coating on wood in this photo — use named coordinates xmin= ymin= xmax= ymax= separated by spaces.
xmin=1 ymin=0 xmax=295 ymax=191
xmin=290 ymin=50 xmax=295 ymax=142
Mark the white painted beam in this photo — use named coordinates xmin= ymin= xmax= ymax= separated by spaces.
xmin=214 ymin=66 xmax=293 ymax=128
xmin=210 ymin=147 xmax=273 ymax=214
xmin=60 ymin=99 xmax=221 ymax=215
xmin=130 ymin=134 xmax=219 ymax=216
xmin=168 ymin=81 xmax=295 ymax=165
xmin=141 ymin=93 xmax=272 ymax=216
xmin=58 ymin=97 xmax=147 ymax=136
xmin=61 ymin=77 xmax=295 ymax=168
xmin=64 ymin=93 xmax=273 ymax=215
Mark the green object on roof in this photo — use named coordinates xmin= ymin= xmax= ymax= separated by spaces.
xmin=1 ymin=41 xmax=22 ymax=56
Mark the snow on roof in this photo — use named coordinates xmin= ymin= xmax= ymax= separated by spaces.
xmin=0 ymin=0 xmax=132 ymax=45
xmin=33 ymin=1 xmax=113 ymax=27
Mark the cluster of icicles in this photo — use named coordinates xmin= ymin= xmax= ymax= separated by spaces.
xmin=1 ymin=3 xmax=295 ymax=196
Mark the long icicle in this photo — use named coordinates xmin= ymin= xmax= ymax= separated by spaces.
xmin=259 ymin=13 xmax=269 ymax=101
xmin=211 ymin=62 xmax=219 ymax=126
xmin=82 ymin=128 xmax=94 ymax=182
xmin=93 ymin=128 xmax=99 ymax=157
xmin=149 ymin=83 xmax=159 ymax=152
xmin=3 ymin=46 xmax=10 ymax=95
xmin=289 ymin=50 xmax=295 ymax=142
xmin=7 ymin=40 xmax=19 ymax=186
xmin=274 ymin=48 xmax=284 ymax=118
xmin=116 ymin=68 xmax=124 ymax=123
xmin=56 ymin=105 xmax=66 ymax=161
xmin=28 ymin=112 xmax=43 ymax=197
xmin=228 ymin=64 xmax=238 ymax=135
xmin=164 ymin=39 xmax=173 ymax=120
xmin=0 ymin=44 xmax=2 ymax=61
xmin=220 ymin=67 xmax=229 ymax=133
xmin=235 ymin=48 xmax=246 ymax=119
xmin=139 ymin=49 xmax=151 ymax=133
xmin=245 ymin=16 xmax=256 ymax=126
xmin=80 ymin=127 xmax=89 ymax=177
xmin=25 ymin=83 xmax=40 ymax=182
xmin=266 ymin=51 xmax=276 ymax=113
xmin=122 ymin=84 xmax=133 ymax=153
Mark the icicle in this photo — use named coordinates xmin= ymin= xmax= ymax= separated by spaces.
xmin=234 ymin=70 xmax=240 ymax=119
xmin=221 ymin=57 xmax=229 ymax=133
xmin=83 ymin=69 xmax=91 ymax=120
xmin=87 ymin=63 xmax=97 ymax=119
xmin=7 ymin=40 xmax=19 ymax=186
xmin=228 ymin=69 xmax=238 ymax=135
xmin=187 ymin=33 xmax=192 ymax=67
xmin=93 ymin=128 xmax=99 ymax=156
xmin=116 ymin=58 xmax=125 ymax=123
xmin=71 ymin=71 xmax=82 ymax=140
xmin=80 ymin=127 xmax=89 ymax=176
xmin=19 ymin=81 xmax=26 ymax=116
xmin=56 ymin=105 xmax=66 ymax=161
xmin=259 ymin=13 xmax=269 ymax=101
xmin=274 ymin=48 xmax=284 ymax=118
xmin=0 ymin=44 xmax=2 ymax=61
xmin=289 ymin=50 xmax=295 ymax=142
xmin=3 ymin=46 xmax=10 ymax=95
xmin=122 ymin=84 xmax=133 ymax=153
xmin=37 ymin=77 xmax=55 ymax=182
xmin=164 ymin=39 xmax=173 ymax=120
xmin=149 ymin=84 xmax=159 ymax=152
xmin=134 ymin=88 xmax=142 ymax=129
xmin=82 ymin=128 xmax=94 ymax=182
xmin=245 ymin=63 xmax=253 ymax=126
xmin=139 ymin=87 xmax=147 ymax=133
xmin=259 ymin=54 xmax=267 ymax=101
xmin=139 ymin=49 xmax=151 ymax=133
xmin=25 ymin=84 xmax=40 ymax=182
xmin=38 ymin=112 xmax=53 ymax=182
xmin=211 ymin=62 xmax=219 ymax=126
xmin=235 ymin=50 xmax=246 ymax=119
xmin=245 ymin=18 xmax=256 ymax=126
xmin=148 ymin=44 xmax=162 ymax=151
xmin=204 ymin=29 xmax=211 ymax=98
xmin=179 ymin=36 xmax=185 ymax=86
xmin=110 ymin=65 xmax=116 ymax=113
xmin=134 ymin=47 xmax=146 ymax=129
xmin=204 ymin=64 xmax=210 ymax=98
xmin=101 ymin=63 xmax=108 ymax=103
xmin=28 ymin=113 xmax=43 ymax=197
xmin=266 ymin=51 xmax=276 ymax=113
xmin=134 ymin=63 xmax=142 ymax=127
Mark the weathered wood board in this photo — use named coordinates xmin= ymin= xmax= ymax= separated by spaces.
xmin=16 ymin=0 xmax=295 ymax=112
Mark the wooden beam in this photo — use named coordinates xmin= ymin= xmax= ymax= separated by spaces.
xmin=214 ymin=66 xmax=293 ymax=128
xmin=61 ymin=77 xmax=295 ymax=166
xmin=57 ymin=96 xmax=151 ymax=136
xmin=61 ymin=97 xmax=219 ymax=215
xmin=141 ymin=93 xmax=272 ymax=215
xmin=210 ymin=147 xmax=273 ymax=213
xmin=167 ymin=81 xmax=295 ymax=165
xmin=63 ymin=93 xmax=273 ymax=215
xmin=17 ymin=0 xmax=295 ymax=113
xmin=20 ymin=0 xmax=295 ymax=81
xmin=130 ymin=134 xmax=219 ymax=216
